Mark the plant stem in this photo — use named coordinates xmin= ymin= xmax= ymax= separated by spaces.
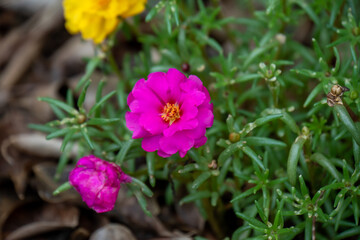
xmin=202 ymin=197 xmax=224 ymax=238
xmin=107 ymin=51 xmax=122 ymax=80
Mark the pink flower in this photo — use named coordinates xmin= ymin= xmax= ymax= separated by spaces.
xmin=125 ymin=68 xmax=214 ymax=158
xmin=69 ymin=155 xmax=131 ymax=213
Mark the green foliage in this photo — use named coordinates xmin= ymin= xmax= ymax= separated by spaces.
xmin=33 ymin=0 xmax=360 ymax=239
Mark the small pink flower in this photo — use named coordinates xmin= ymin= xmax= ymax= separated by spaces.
xmin=69 ymin=155 xmax=131 ymax=213
xmin=125 ymin=68 xmax=214 ymax=158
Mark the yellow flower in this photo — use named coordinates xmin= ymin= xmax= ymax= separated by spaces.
xmin=63 ymin=0 xmax=147 ymax=43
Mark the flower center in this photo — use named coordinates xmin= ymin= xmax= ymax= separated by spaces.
xmin=161 ymin=103 xmax=180 ymax=125
xmin=96 ymin=0 xmax=110 ymax=9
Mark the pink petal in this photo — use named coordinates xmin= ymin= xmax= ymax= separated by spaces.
xmin=146 ymin=72 xmax=171 ymax=103
xmin=142 ymin=135 xmax=162 ymax=152
xmin=194 ymin=136 xmax=207 ymax=148
xmin=130 ymin=79 xmax=164 ymax=113
xmin=70 ymin=170 xmax=104 ymax=207
xmin=180 ymin=75 xmax=203 ymax=92
xmin=127 ymin=91 xmax=135 ymax=106
xmin=163 ymin=118 xmax=198 ymax=137
xmin=166 ymin=68 xmax=187 ymax=101
xmin=157 ymin=150 xmax=172 ymax=158
xmin=125 ymin=112 xmax=150 ymax=139
xmin=92 ymin=185 xmax=119 ymax=213
xmin=197 ymin=105 xmax=214 ymax=128
xmin=201 ymin=85 xmax=211 ymax=103
xmin=179 ymin=151 xmax=187 ymax=158
xmin=139 ymin=112 xmax=167 ymax=135
xmin=180 ymin=93 xmax=206 ymax=121
xmin=183 ymin=125 xmax=206 ymax=140
xmin=159 ymin=132 xmax=194 ymax=155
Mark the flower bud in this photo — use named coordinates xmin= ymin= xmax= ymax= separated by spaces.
xmin=229 ymin=132 xmax=240 ymax=142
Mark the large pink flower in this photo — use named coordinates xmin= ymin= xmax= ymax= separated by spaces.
xmin=69 ymin=155 xmax=131 ymax=213
xmin=125 ymin=68 xmax=214 ymax=158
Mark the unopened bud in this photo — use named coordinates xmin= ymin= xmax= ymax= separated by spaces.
xmin=229 ymin=132 xmax=240 ymax=142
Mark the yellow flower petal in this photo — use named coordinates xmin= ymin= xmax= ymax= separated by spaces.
xmin=62 ymin=0 xmax=147 ymax=43
xmin=121 ymin=0 xmax=147 ymax=18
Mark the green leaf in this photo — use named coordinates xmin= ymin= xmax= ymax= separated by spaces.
xmin=28 ymin=123 xmax=57 ymax=133
xmin=46 ymin=128 xmax=71 ymax=140
xmin=60 ymin=128 xmax=77 ymax=152
xmin=332 ymin=47 xmax=341 ymax=74
xmin=310 ymin=153 xmax=341 ymax=181
xmin=255 ymin=200 xmax=267 ymax=223
xmin=354 ymin=138 xmax=360 ymax=167
xmin=192 ymin=172 xmax=212 ymax=190
xmin=50 ymin=104 xmax=66 ymax=120
xmin=287 ymin=135 xmax=307 ymax=185
xmin=165 ymin=4 xmax=172 ymax=34
xmin=77 ymin=80 xmax=92 ymax=109
xmin=217 ymin=157 xmax=232 ymax=186
xmin=193 ymin=30 xmax=223 ymax=54
xmin=235 ymin=212 xmax=268 ymax=229
xmin=86 ymin=118 xmax=120 ymax=125
xmin=218 ymin=141 xmax=244 ymax=166
xmin=211 ymin=192 xmax=218 ymax=207
xmin=242 ymin=146 xmax=265 ymax=170
xmin=273 ymin=210 xmax=283 ymax=229
xmin=133 ymin=189 xmax=152 ymax=216
xmin=226 ymin=114 xmax=235 ymax=133
xmin=295 ymin=0 xmax=319 ymax=24
xmin=353 ymin=197 xmax=359 ymax=225
xmin=231 ymin=185 xmax=262 ymax=202
xmin=178 ymin=163 xmax=206 ymax=173
xmin=66 ymin=89 xmax=74 ymax=107
xmin=80 ymin=127 xmax=94 ymax=149
xmin=95 ymin=79 xmax=107 ymax=117
xmin=145 ymin=0 xmax=165 ymax=22
xmin=244 ymin=137 xmax=287 ymax=148
xmin=320 ymin=181 xmax=344 ymax=191
xmin=303 ymin=83 xmax=323 ymax=108
xmin=281 ymin=112 xmax=300 ymax=134
xmin=298 ymin=175 xmax=309 ymax=196
xmin=88 ymin=90 xmax=116 ymax=116
xmin=76 ymin=57 xmax=101 ymax=91
xmin=180 ymin=191 xmax=212 ymax=205
xmin=116 ymin=139 xmax=134 ymax=165
xmin=335 ymin=227 xmax=360 ymax=240
xmin=53 ymin=182 xmax=72 ymax=195
xmin=334 ymin=104 xmax=360 ymax=146
xmin=171 ymin=1 xmax=179 ymax=26
xmin=243 ymin=42 xmax=277 ymax=68
xmin=235 ymin=73 xmax=261 ymax=83
xmin=304 ymin=217 xmax=312 ymax=240
xmin=39 ymin=97 xmax=78 ymax=115
xmin=146 ymin=152 xmax=156 ymax=187
xmin=240 ymin=114 xmax=283 ymax=137
xmin=55 ymin=151 xmax=71 ymax=181
xmin=131 ymin=177 xmax=153 ymax=197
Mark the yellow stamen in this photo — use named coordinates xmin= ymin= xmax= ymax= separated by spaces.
xmin=161 ymin=103 xmax=181 ymax=125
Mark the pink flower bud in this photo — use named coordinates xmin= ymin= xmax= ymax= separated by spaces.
xmin=69 ymin=155 xmax=131 ymax=213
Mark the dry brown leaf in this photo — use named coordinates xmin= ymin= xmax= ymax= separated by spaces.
xmin=0 ymin=182 xmax=23 ymax=238
xmin=0 ymin=136 xmax=54 ymax=199
xmin=8 ymin=134 xmax=78 ymax=159
xmin=3 ymin=203 xmax=79 ymax=240
xmin=32 ymin=162 xmax=79 ymax=203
